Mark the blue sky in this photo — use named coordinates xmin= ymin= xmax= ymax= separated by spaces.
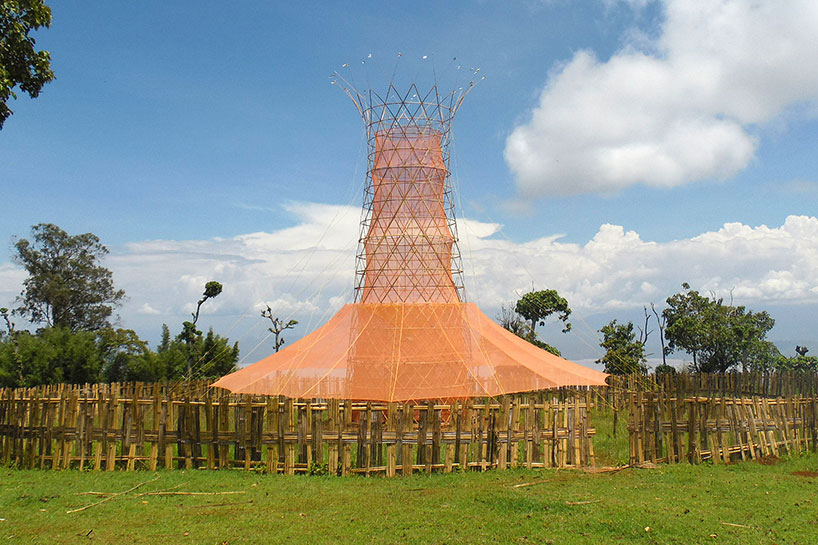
xmin=2 ymin=0 xmax=817 ymax=366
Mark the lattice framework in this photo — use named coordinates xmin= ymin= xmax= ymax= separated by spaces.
xmin=337 ymin=81 xmax=472 ymax=303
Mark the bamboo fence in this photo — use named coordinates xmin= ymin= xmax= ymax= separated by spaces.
xmin=607 ymin=371 xmax=818 ymax=398
xmin=628 ymin=391 xmax=818 ymax=465
xmin=598 ymin=372 xmax=818 ymax=439
xmin=0 ymin=382 xmax=596 ymax=475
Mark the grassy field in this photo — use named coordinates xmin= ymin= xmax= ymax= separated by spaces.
xmin=2 ymin=450 xmax=817 ymax=545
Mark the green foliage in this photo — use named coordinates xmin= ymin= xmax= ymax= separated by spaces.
xmin=0 ymin=322 xmax=239 ymax=387
xmin=12 ymin=223 xmax=125 ymax=331
xmin=1 ymin=226 xmax=237 ymax=385
xmin=512 ymin=290 xmax=572 ymax=356
xmin=0 ymin=327 xmax=101 ymax=387
xmin=515 ymin=289 xmax=572 ymax=333
xmin=98 ymin=328 xmax=155 ymax=383
xmin=596 ymin=319 xmax=648 ymax=375
xmin=308 ymin=462 xmax=330 ymax=476
xmin=107 ymin=324 xmax=238 ymax=382
xmin=202 ymin=281 xmax=223 ymax=299
xmin=182 ymin=281 xmax=226 ymax=379
xmin=0 ymin=0 xmax=55 ymax=128
xmin=654 ymin=363 xmax=677 ymax=374
xmin=525 ymin=337 xmax=562 ymax=356
xmin=772 ymin=355 xmax=818 ymax=372
xmin=662 ymin=283 xmax=778 ymax=373
xmin=497 ymin=302 xmax=562 ymax=356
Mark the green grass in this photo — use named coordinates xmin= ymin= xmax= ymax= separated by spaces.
xmin=590 ymin=407 xmax=630 ymax=467
xmin=2 ymin=452 xmax=818 ymax=544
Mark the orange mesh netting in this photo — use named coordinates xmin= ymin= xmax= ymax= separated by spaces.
xmin=363 ymin=127 xmax=457 ymax=303
xmin=213 ymin=83 xmax=607 ymax=401
xmin=213 ymin=303 xmax=607 ymax=400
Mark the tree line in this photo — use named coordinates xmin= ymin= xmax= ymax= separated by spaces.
xmin=0 ymin=224 xmax=239 ymax=387
xmin=500 ymin=285 xmax=816 ymax=375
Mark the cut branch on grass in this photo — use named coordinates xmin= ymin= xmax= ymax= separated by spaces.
xmin=74 ymin=491 xmax=111 ymax=497
xmin=181 ymin=500 xmax=254 ymax=509
xmin=720 ymin=522 xmax=753 ymax=529
xmin=511 ymin=479 xmax=555 ymax=489
xmin=67 ymin=475 xmax=160 ymax=514
xmin=136 ymin=491 xmax=246 ymax=497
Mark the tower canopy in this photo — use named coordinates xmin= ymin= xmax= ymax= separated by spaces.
xmin=213 ymin=79 xmax=607 ymax=401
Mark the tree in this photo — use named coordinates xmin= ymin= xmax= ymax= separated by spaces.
xmin=13 ymin=223 xmax=125 ymax=331
xmin=0 ymin=306 xmax=23 ymax=383
xmin=662 ymin=283 xmax=778 ymax=373
xmin=0 ymin=0 xmax=55 ymax=129
xmin=98 ymin=328 xmax=154 ymax=383
xmin=180 ymin=281 xmax=232 ymax=379
xmin=497 ymin=303 xmax=530 ymax=338
xmin=0 ymin=326 xmax=102 ymax=386
xmin=512 ymin=289 xmax=572 ymax=356
xmin=515 ymin=289 xmax=572 ymax=335
xmin=773 ymin=354 xmax=818 ymax=373
xmin=153 ymin=324 xmax=237 ymax=381
xmin=650 ymin=302 xmax=669 ymax=369
xmin=497 ymin=303 xmax=562 ymax=354
xmin=596 ymin=319 xmax=648 ymax=375
xmin=768 ymin=346 xmax=818 ymax=373
xmin=261 ymin=305 xmax=297 ymax=352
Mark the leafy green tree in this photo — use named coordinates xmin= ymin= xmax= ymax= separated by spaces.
xmin=0 ymin=319 xmax=237 ymax=387
xmin=155 ymin=323 xmax=187 ymax=379
xmin=98 ymin=328 xmax=155 ymax=382
xmin=596 ymin=319 xmax=648 ymax=375
xmin=654 ymin=363 xmax=676 ymax=375
xmin=13 ymin=223 xmax=125 ymax=331
xmin=498 ymin=304 xmax=562 ymax=355
xmin=769 ymin=346 xmax=818 ymax=372
xmin=773 ymin=355 xmax=818 ymax=372
xmin=104 ymin=321 xmax=238 ymax=383
xmin=512 ymin=289 xmax=572 ymax=356
xmin=197 ymin=327 xmax=239 ymax=378
xmin=0 ymin=323 xmax=163 ymax=387
xmin=662 ymin=283 xmax=778 ymax=373
xmin=155 ymin=324 xmax=237 ymax=381
xmin=0 ymin=326 xmax=101 ymax=386
xmin=515 ymin=289 xmax=572 ymax=334
xmin=1 ymin=0 xmax=55 ymax=128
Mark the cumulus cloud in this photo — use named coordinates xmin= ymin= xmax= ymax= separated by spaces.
xmin=459 ymin=214 xmax=818 ymax=314
xmin=116 ymin=209 xmax=818 ymax=336
xmin=2 ymin=203 xmax=817 ymax=360
xmin=505 ymin=0 xmax=818 ymax=197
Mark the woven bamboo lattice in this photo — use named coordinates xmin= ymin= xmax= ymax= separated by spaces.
xmin=0 ymin=382 xmax=598 ymax=473
xmin=213 ymin=79 xmax=607 ymax=401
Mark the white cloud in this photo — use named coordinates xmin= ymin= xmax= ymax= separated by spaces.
xmin=138 ymin=303 xmax=161 ymax=315
xmin=1 ymin=203 xmax=817 ymax=360
xmin=458 ymin=214 xmax=818 ymax=313
xmin=505 ymin=0 xmax=818 ymax=197
xmin=0 ymin=264 xmax=25 ymax=309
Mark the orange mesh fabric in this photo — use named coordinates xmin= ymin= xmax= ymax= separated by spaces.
xmin=362 ymin=128 xmax=457 ymax=303
xmin=212 ymin=303 xmax=608 ymax=401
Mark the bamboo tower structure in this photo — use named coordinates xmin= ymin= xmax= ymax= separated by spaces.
xmin=213 ymin=76 xmax=607 ymax=401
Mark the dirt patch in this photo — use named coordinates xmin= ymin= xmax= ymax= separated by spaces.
xmin=791 ymin=471 xmax=818 ymax=478
xmin=756 ymin=455 xmax=781 ymax=466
